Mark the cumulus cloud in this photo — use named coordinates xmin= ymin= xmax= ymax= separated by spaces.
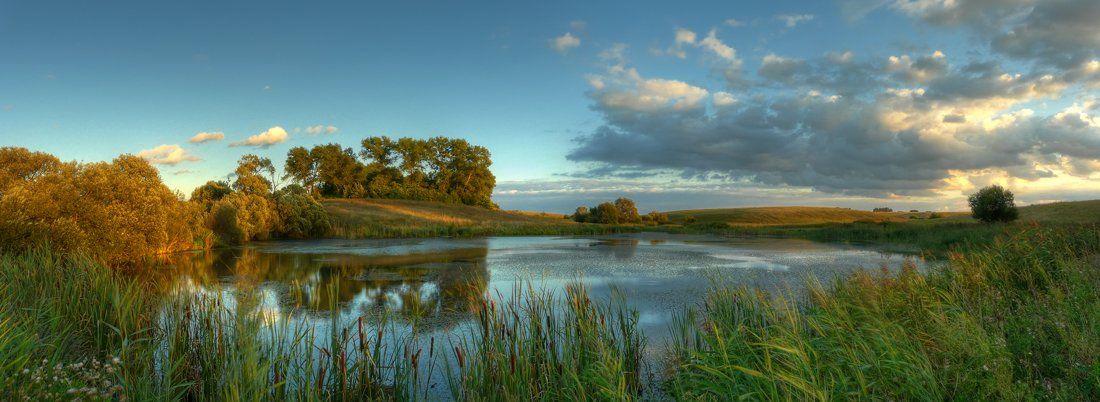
xmin=776 ymin=14 xmax=815 ymax=28
xmin=551 ymin=32 xmax=580 ymax=54
xmin=305 ymin=125 xmax=338 ymax=135
xmin=189 ymin=131 xmax=225 ymax=143
xmin=137 ymin=144 xmax=200 ymax=166
xmin=230 ymin=126 xmax=289 ymax=148
xmin=568 ymin=45 xmax=1100 ymax=197
xmin=883 ymin=0 xmax=1099 ymax=69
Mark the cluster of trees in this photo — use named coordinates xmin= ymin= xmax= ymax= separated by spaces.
xmin=570 ymin=197 xmax=669 ymax=225
xmin=283 ymin=136 xmax=496 ymax=208
xmin=0 ymin=147 xmax=203 ymax=264
xmin=191 ymin=154 xmax=331 ymax=245
xmin=0 ymin=148 xmax=335 ymax=264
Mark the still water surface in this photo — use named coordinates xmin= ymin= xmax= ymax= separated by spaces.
xmin=161 ymin=233 xmax=923 ymax=351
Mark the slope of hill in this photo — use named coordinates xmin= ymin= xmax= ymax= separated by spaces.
xmin=665 ymin=206 xmax=968 ymax=227
xmin=322 ymin=198 xmax=616 ymax=238
xmin=1017 ymin=200 xmax=1100 ymax=224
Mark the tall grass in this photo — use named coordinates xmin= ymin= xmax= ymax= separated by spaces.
xmin=3 ymin=224 xmax=1098 ymax=400
xmin=0 ymin=249 xmax=421 ymax=401
xmin=668 ymin=225 xmax=1100 ymax=400
xmin=446 ymin=284 xmax=645 ymax=401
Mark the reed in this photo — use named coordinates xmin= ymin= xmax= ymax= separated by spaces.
xmin=446 ymin=284 xmax=645 ymax=401
xmin=668 ymin=225 xmax=1100 ymax=400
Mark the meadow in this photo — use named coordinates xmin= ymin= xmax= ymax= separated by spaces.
xmin=323 ymin=198 xmax=635 ymax=238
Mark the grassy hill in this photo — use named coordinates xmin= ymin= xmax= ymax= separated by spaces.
xmin=322 ymin=198 xmax=622 ymax=238
xmin=666 ymin=206 xmax=969 ymax=227
xmin=665 ymin=200 xmax=1100 ymax=228
xmin=1017 ymin=199 xmax=1100 ymax=224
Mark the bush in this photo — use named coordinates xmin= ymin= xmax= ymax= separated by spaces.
xmin=589 ymin=202 xmax=622 ymax=224
xmin=643 ymin=211 xmax=670 ymax=225
xmin=273 ymin=185 xmax=331 ymax=239
xmin=209 ymin=193 xmax=276 ymax=244
xmin=968 ymin=185 xmax=1018 ymax=223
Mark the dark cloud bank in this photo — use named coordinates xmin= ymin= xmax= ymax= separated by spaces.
xmin=566 ymin=0 xmax=1100 ymax=199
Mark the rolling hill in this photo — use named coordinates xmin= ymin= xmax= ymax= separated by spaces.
xmin=321 ymin=198 xmax=613 ymax=238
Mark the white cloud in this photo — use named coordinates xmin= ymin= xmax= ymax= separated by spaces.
xmin=713 ymin=91 xmax=737 ymax=106
xmin=776 ymin=14 xmax=815 ymax=28
xmin=724 ymin=18 xmax=745 ymax=27
xmin=551 ymin=32 xmax=580 ymax=53
xmin=674 ymin=28 xmax=697 ymax=45
xmin=230 ymin=126 xmax=289 ymax=147
xmin=137 ymin=144 xmax=200 ymax=165
xmin=189 ymin=131 xmax=225 ymax=143
xmin=305 ymin=125 xmax=338 ymax=135
xmin=699 ymin=29 xmax=737 ymax=61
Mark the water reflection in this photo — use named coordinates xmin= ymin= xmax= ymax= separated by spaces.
xmin=163 ymin=242 xmax=490 ymax=326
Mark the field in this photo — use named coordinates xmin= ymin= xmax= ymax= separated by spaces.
xmin=323 ymin=198 xmax=629 ymax=238
xmin=662 ymin=200 xmax=1100 ymax=253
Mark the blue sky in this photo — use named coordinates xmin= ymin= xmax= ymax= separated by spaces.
xmin=2 ymin=0 xmax=1098 ymax=212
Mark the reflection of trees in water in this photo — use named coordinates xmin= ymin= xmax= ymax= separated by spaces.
xmin=166 ymin=245 xmax=490 ymax=324
xmin=593 ymin=239 xmax=639 ymax=260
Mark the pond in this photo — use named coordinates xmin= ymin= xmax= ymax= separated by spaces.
xmin=154 ymin=233 xmax=925 ymax=396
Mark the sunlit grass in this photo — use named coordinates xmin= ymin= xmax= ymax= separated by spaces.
xmin=667 ymin=225 xmax=1100 ymax=400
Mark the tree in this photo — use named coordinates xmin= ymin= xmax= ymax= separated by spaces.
xmin=312 ymin=144 xmax=366 ymax=198
xmin=233 ymin=154 xmax=275 ymax=196
xmin=210 ymin=192 xmax=277 ymax=244
xmin=0 ymin=147 xmax=61 ymax=195
xmin=643 ymin=211 xmax=670 ymax=225
xmin=968 ymin=185 xmax=1018 ymax=223
xmin=273 ymin=185 xmax=331 ymax=239
xmin=190 ymin=180 xmax=232 ymax=211
xmin=284 ymin=146 xmax=318 ymax=194
xmin=614 ymin=197 xmax=641 ymax=223
xmin=571 ymin=206 xmax=590 ymax=223
xmin=0 ymin=152 xmax=201 ymax=263
xmin=589 ymin=202 xmax=622 ymax=224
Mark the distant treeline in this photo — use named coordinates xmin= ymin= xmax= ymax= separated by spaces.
xmin=283 ymin=136 xmax=496 ymax=209
xmin=570 ymin=197 xmax=670 ymax=225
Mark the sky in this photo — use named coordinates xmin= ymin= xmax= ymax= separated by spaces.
xmin=1 ymin=0 xmax=1098 ymax=213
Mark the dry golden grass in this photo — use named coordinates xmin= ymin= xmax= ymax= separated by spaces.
xmin=319 ymin=198 xmax=624 ymax=238
xmin=324 ymin=198 xmax=569 ymax=226
xmin=665 ymin=206 xmax=945 ymax=227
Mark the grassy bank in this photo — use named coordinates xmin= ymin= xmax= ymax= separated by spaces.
xmin=323 ymin=198 xmax=635 ymax=238
xmin=669 ymin=225 xmax=1100 ymax=400
xmin=2 ymin=223 xmax=1098 ymax=400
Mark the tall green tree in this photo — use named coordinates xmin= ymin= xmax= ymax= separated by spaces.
xmin=283 ymin=147 xmax=318 ymax=194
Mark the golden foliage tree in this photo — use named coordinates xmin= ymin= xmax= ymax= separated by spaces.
xmin=0 ymin=148 xmax=203 ymax=264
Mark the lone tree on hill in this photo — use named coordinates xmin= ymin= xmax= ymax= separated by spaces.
xmin=968 ymin=185 xmax=1018 ymax=223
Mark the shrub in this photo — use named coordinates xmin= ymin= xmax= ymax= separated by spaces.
xmin=273 ymin=185 xmax=331 ymax=239
xmin=589 ymin=202 xmax=622 ymax=224
xmin=210 ymin=193 xmax=276 ymax=244
xmin=968 ymin=185 xmax=1018 ymax=223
